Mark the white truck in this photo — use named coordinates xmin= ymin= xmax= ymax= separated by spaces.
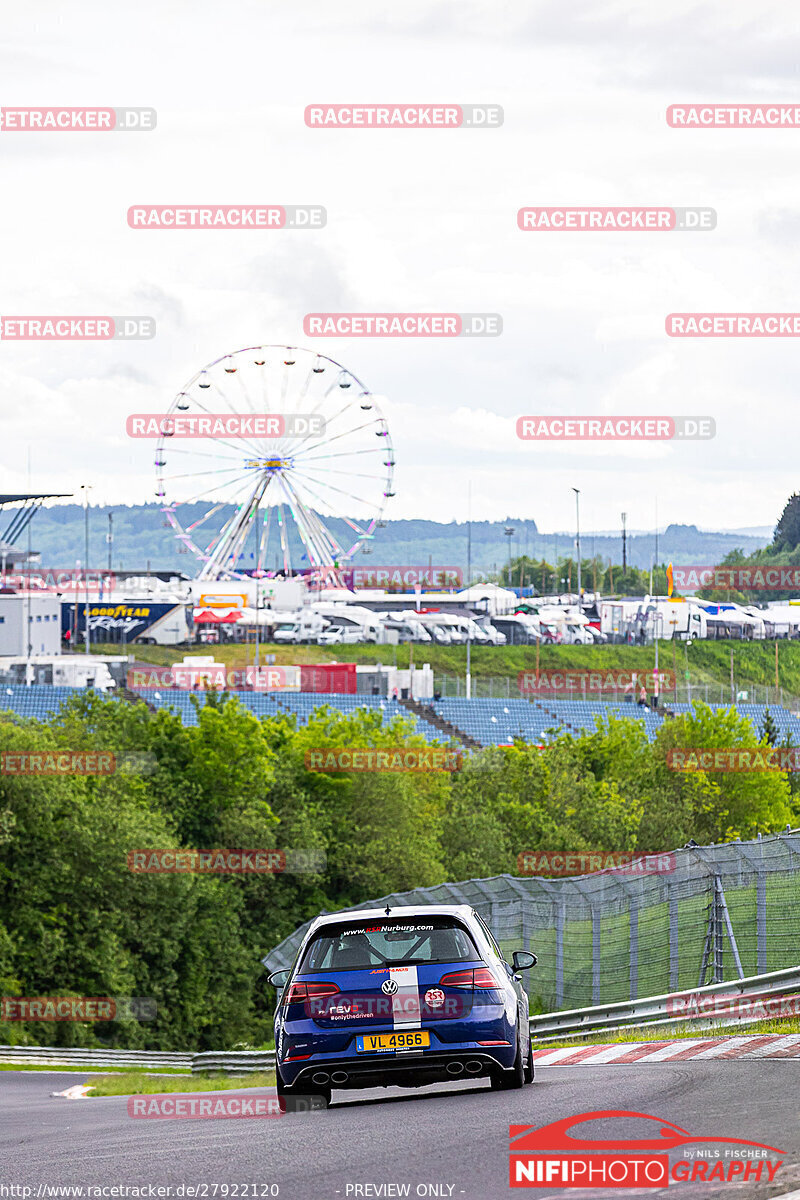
xmin=309 ymin=603 xmax=385 ymax=643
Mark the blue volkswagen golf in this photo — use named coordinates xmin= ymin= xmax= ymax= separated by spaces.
xmin=269 ymin=904 xmax=537 ymax=1109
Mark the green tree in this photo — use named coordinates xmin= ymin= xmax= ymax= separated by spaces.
xmin=642 ymin=703 xmax=794 ymax=846
xmin=761 ymin=709 xmax=779 ymax=746
xmin=773 ymin=493 xmax=800 ymax=552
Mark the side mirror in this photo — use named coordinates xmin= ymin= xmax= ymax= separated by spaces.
xmin=268 ymin=969 xmax=290 ymax=988
xmin=512 ymin=950 xmax=537 ymax=972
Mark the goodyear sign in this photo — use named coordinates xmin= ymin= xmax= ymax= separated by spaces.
xmin=61 ymin=600 xmax=177 ymax=639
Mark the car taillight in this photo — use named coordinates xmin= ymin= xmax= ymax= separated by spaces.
xmin=438 ymin=967 xmax=498 ymax=989
xmin=438 ymin=969 xmax=474 ymax=989
xmin=284 ymin=981 xmax=340 ymax=1005
xmin=471 ymin=967 xmax=499 ymax=989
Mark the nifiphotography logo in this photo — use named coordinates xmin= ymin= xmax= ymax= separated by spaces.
xmin=509 ymin=1110 xmax=784 ymax=1188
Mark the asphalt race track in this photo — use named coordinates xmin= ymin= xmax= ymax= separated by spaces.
xmin=1 ymin=1064 xmax=798 ymax=1200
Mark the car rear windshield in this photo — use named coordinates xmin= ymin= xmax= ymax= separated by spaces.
xmin=299 ymin=916 xmax=480 ymax=973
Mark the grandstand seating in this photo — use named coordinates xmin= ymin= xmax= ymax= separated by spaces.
xmin=0 ymin=686 xmax=443 ymax=742
xmin=2 ymin=685 xmax=799 ymax=750
xmin=427 ymin=696 xmax=800 ymax=747
xmin=0 ymin=685 xmax=87 ymax=721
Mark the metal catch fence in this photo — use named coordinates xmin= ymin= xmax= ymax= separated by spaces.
xmin=262 ymin=832 xmax=800 ymax=1014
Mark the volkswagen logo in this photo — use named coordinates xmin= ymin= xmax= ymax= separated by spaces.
xmin=381 ymin=978 xmax=398 ymax=996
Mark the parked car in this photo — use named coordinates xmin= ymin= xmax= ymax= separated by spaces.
xmin=565 ymin=623 xmax=595 ymax=645
xmin=423 ymin=623 xmax=453 ymax=645
xmin=272 ymin=611 xmax=326 ymax=644
xmin=478 ymin=621 xmax=506 ymax=645
xmin=381 ymin=618 xmax=432 ymax=644
xmin=269 ymin=904 xmax=537 ymax=1110
xmin=273 ymin=621 xmax=303 ymax=644
xmin=317 ymin=625 xmax=363 ymax=645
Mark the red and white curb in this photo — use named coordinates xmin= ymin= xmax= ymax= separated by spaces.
xmin=532 ymin=1033 xmax=800 ymax=1066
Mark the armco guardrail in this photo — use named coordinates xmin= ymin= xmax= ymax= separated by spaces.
xmin=0 ymin=1045 xmax=193 ymax=1068
xmin=529 ymin=964 xmax=800 ymax=1042
xmin=192 ymin=1050 xmax=276 ymax=1075
xmin=12 ymin=967 xmax=797 ymax=1074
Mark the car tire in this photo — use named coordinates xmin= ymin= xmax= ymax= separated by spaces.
xmin=276 ymin=1069 xmax=330 ymax=1113
xmin=524 ymin=1036 xmax=534 ymax=1085
xmin=491 ymin=1026 xmax=525 ymax=1091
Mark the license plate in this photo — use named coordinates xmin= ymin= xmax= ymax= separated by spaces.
xmin=356 ymin=1031 xmax=430 ymax=1053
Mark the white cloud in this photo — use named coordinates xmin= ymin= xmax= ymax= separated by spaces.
xmin=0 ymin=0 xmax=794 ymax=542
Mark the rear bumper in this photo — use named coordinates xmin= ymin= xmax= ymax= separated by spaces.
xmin=281 ymin=1049 xmax=509 ymax=1091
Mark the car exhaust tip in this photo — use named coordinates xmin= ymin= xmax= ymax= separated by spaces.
xmin=311 ymin=1072 xmax=330 ymax=1085
xmin=465 ymin=1060 xmax=483 ymax=1074
xmin=445 ymin=1061 xmax=464 ymax=1076
xmin=330 ymin=1071 xmax=349 ymax=1084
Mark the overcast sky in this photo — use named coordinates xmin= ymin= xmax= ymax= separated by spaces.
xmin=2 ymin=0 xmax=798 ymax=542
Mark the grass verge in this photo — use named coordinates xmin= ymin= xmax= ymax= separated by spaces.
xmin=97 ymin=638 xmax=800 ymax=699
xmin=86 ymin=1070 xmax=276 ymax=1096
xmin=0 ymin=1062 xmax=190 ymax=1074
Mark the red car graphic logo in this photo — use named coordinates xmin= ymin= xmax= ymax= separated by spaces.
xmin=510 ymin=1110 xmax=784 ymax=1154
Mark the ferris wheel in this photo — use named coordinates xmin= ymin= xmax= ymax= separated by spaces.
xmin=154 ymin=345 xmax=396 ymax=582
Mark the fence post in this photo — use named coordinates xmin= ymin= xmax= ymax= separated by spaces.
xmin=668 ymin=888 xmax=679 ymax=991
xmin=757 ymin=870 xmax=767 ymax=975
xmin=713 ymin=877 xmax=725 ymax=982
xmin=700 ymin=874 xmax=745 ymax=985
xmin=521 ymin=899 xmax=530 ymax=960
xmin=592 ymin=905 xmax=601 ymax=1004
xmin=555 ymin=902 xmax=564 ymax=1008
xmin=629 ymin=903 xmax=639 ymax=1000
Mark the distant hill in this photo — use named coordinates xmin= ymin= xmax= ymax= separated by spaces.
xmin=6 ymin=505 xmax=771 ymax=579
